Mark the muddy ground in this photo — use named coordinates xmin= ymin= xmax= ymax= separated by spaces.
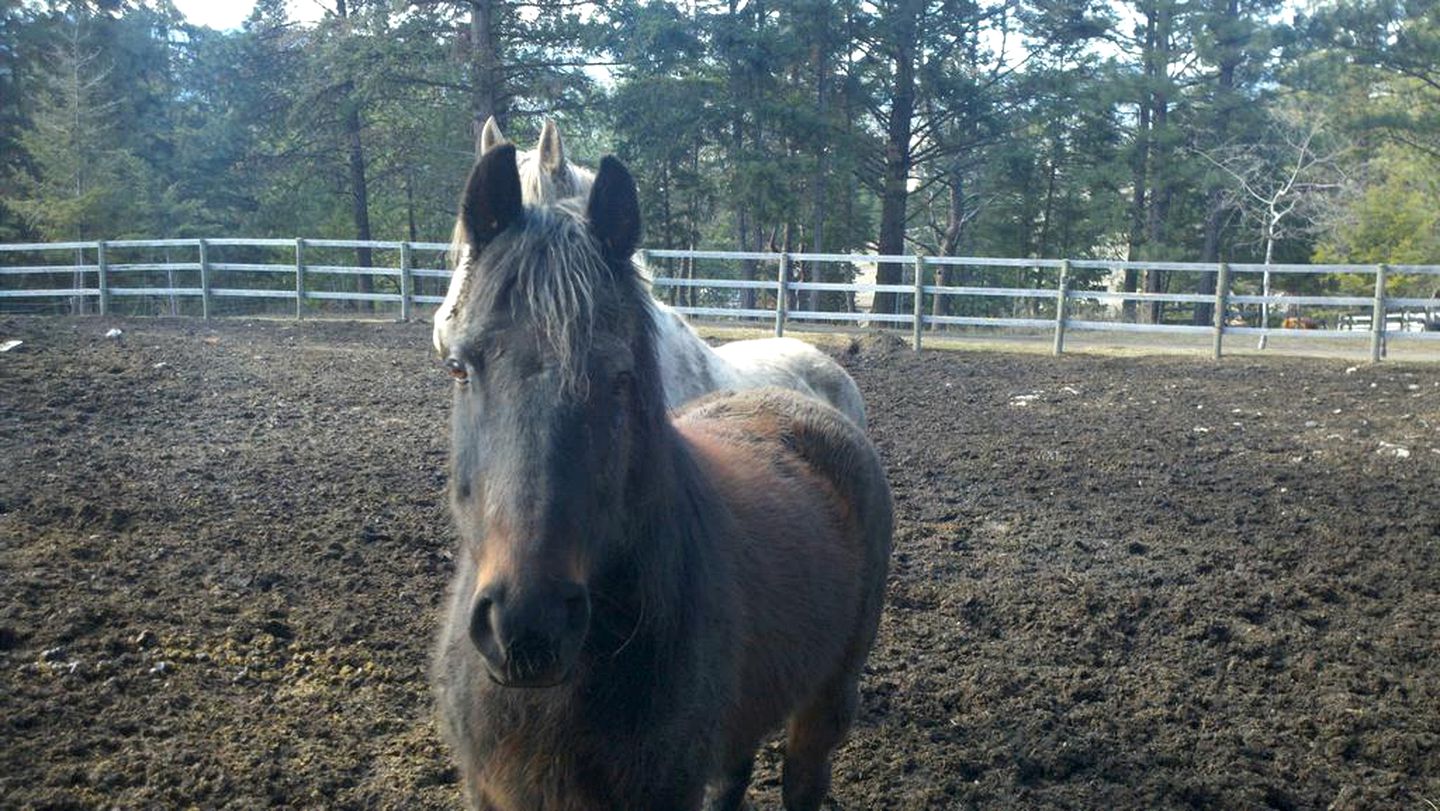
xmin=1 ymin=316 xmax=1436 ymax=810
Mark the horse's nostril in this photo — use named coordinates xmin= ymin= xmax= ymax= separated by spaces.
xmin=468 ymin=591 xmax=498 ymax=651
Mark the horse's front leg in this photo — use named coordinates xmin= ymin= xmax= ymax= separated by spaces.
xmin=703 ymin=754 xmax=756 ymax=811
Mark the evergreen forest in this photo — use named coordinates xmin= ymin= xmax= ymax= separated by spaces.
xmin=2 ymin=0 xmax=1438 ymax=316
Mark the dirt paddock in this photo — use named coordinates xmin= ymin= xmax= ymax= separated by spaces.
xmin=2 ymin=316 xmax=1437 ymax=810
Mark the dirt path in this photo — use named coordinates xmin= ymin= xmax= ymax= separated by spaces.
xmin=2 ymin=317 xmax=1436 ymax=809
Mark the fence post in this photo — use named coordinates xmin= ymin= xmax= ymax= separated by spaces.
xmin=295 ymin=238 xmax=306 ymax=319
xmin=198 ymin=239 xmax=212 ymax=320
xmin=1052 ymin=259 xmax=1071 ymax=355
xmin=399 ymin=241 xmax=413 ymax=322
xmin=1212 ymin=261 xmax=1230 ymax=360
xmin=775 ymin=252 xmax=789 ymax=338
xmin=912 ymin=254 xmax=926 ymax=352
xmin=1371 ymin=263 xmax=1388 ymax=362
xmin=95 ymin=240 xmax=109 ymax=317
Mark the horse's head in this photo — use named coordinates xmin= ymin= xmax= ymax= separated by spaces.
xmin=442 ymin=143 xmax=654 ymax=688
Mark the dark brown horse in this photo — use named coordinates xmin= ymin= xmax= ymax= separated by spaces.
xmin=431 ymin=145 xmax=893 ymax=810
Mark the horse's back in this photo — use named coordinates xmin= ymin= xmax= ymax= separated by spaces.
xmin=711 ymin=337 xmax=868 ymax=429
xmin=675 ymin=386 xmax=890 ymax=552
xmin=674 ymin=387 xmax=892 ymax=746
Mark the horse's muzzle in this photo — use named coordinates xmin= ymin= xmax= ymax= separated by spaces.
xmin=469 ymin=580 xmax=590 ymax=688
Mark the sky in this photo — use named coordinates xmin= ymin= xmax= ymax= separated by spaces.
xmin=171 ymin=0 xmax=325 ymax=30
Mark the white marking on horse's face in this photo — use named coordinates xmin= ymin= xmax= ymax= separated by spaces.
xmin=434 ymin=221 xmax=473 ymax=357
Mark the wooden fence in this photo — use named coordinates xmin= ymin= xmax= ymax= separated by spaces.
xmin=3 ymin=239 xmax=1438 ymax=362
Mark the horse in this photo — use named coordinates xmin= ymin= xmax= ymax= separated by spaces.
xmin=1281 ymin=316 xmax=1324 ymax=330
xmin=432 ymin=118 xmax=869 ymax=429
xmin=431 ymin=144 xmax=893 ymax=811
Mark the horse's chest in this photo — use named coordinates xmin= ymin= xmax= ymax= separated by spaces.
xmin=473 ymin=735 xmax=697 ymax=811
xmin=468 ymin=726 xmax=609 ymax=810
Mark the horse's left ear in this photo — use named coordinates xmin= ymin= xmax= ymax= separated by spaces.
xmin=586 ymin=156 xmax=641 ymax=262
xmin=460 ymin=143 xmax=523 ymax=249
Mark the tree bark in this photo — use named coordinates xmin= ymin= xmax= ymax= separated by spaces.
xmin=1123 ymin=4 xmax=1157 ymax=323
xmin=932 ymin=162 xmax=966 ymax=321
xmin=874 ymin=0 xmax=922 ymax=317
xmin=470 ymin=0 xmax=503 ymax=157
xmin=1142 ymin=2 xmax=1173 ymax=325
xmin=1194 ymin=0 xmax=1241 ymax=325
xmin=805 ymin=4 xmax=830 ymax=313
xmin=342 ymin=98 xmax=373 ymax=268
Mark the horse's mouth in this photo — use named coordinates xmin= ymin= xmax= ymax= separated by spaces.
xmin=481 ymin=652 xmax=575 ymax=689
xmin=485 ymin=669 xmax=571 ymax=690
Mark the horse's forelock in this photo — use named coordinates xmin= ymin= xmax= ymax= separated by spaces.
xmin=518 ymin=150 xmax=596 ymax=206
xmin=462 ymin=203 xmax=642 ymax=394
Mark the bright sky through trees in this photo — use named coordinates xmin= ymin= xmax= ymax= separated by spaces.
xmin=171 ymin=0 xmax=322 ymax=30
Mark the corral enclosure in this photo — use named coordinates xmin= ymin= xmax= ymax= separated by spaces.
xmin=1 ymin=316 xmax=1437 ymax=809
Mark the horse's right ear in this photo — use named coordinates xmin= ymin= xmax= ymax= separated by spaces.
xmin=459 ymin=143 xmax=523 ymax=249
xmin=479 ymin=116 xmax=506 ymax=155
xmin=537 ymin=119 xmax=566 ymax=173
xmin=586 ymin=156 xmax=641 ymax=262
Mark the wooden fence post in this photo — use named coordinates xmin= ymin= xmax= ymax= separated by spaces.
xmin=197 ymin=238 xmax=212 ymax=320
xmin=912 ymin=254 xmax=926 ymax=352
xmin=1212 ymin=261 xmax=1230 ymax=360
xmin=1371 ymin=263 xmax=1388 ymax=362
xmin=399 ymin=241 xmax=413 ymax=322
xmin=1052 ymin=259 xmax=1071 ymax=355
xmin=295 ymin=238 xmax=306 ymax=319
xmin=96 ymin=240 xmax=109 ymax=317
xmin=775 ymin=253 xmax=789 ymax=337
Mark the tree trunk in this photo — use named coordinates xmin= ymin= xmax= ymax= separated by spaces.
xmin=932 ymin=162 xmax=966 ymax=321
xmin=1258 ymin=218 xmax=1275 ymax=349
xmin=1123 ymin=5 xmax=1157 ymax=323
xmin=805 ymin=5 xmax=830 ymax=314
xmin=1142 ymin=2 xmax=1173 ymax=325
xmin=334 ymin=0 xmax=372 ymax=312
xmin=470 ymin=0 xmax=502 ymax=157
xmin=1195 ymin=193 xmax=1225 ymax=324
xmin=404 ymin=167 xmax=418 ymax=242
xmin=1194 ymin=0 xmax=1240 ymax=326
xmin=342 ymin=96 xmax=373 ymax=276
xmin=874 ymin=0 xmax=921 ymax=317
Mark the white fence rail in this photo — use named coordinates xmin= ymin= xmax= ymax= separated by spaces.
xmin=640 ymin=250 xmax=1440 ymax=362
xmin=3 ymin=239 xmax=1439 ymax=362
xmin=0 ymin=238 xmax=453 ymax=321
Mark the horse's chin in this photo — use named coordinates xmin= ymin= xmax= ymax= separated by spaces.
xmin=483 ymin=664 xmax=575 ymax=690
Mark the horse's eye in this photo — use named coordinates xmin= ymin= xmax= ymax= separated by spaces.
xmin=612 ymin=371 xmax=633 ymax=395
xmin=445 ymin=358 xmax=469 ymax=383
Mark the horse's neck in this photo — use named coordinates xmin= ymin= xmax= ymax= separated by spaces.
xmin=644 ymin=298 xmax=737 ymax=408
xmin=603 ymin=429 xmax=725 ymax=630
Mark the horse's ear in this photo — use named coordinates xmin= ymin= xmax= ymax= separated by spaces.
xmin=537 ymin=118 xmax=566 ymax=173
xmin=479 ymin=116 xmax=506 ymax=155
xmin=586 ymin=156 xmax=641 ymax=262
xmin=460 ymin=143 xmax=523 ymax=249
